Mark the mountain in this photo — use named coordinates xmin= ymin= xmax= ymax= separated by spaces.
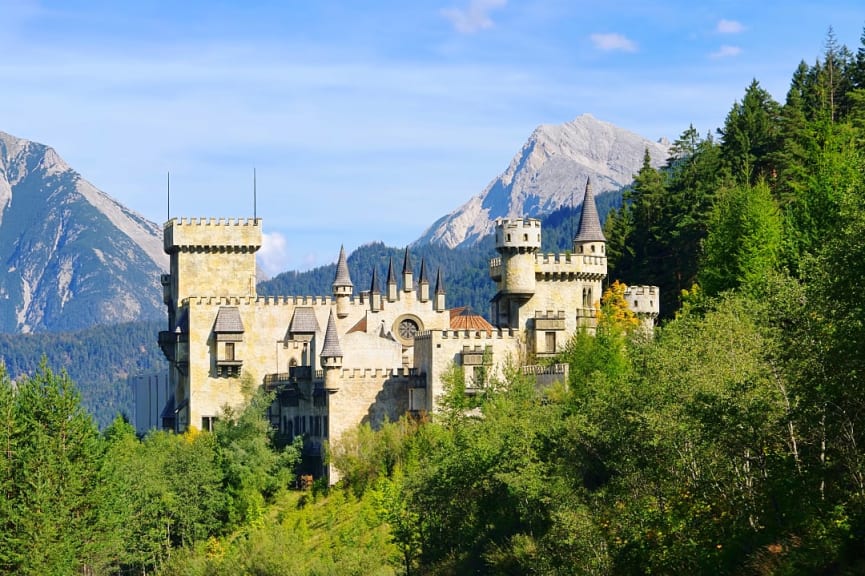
xmin=0 ymin=131 xmax=167 ymax=333
xmin=415 ymin=114 xmax=670 ymax=248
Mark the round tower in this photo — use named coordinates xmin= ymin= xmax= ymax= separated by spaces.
xmin=332 ymin=245 xmax=353 ymax=318
xmin=320 ymin=310 xmax=343 ymax=391
xmin=494 ymin=218 xmax=541 ymax=296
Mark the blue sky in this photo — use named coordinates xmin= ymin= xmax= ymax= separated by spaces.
xmin=2 ymin=1 xmax=863 ymax=274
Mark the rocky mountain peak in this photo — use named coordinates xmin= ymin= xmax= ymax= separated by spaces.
xmin=415 ymin=114 xmax=670 ymax=248
xmin=0 ymin=130 xmax=167 ymax=333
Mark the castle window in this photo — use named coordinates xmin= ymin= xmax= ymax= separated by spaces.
xmin=591 ymin=245 xmax=596 ymax=253
xmin=201 ymin=416 xmax=218 ymax=432
xmin=507 ymin=234 xmax=511 ymax=242
xmin=523 ymin=234 xmax=528 ymax=241
xmin=545 ymin=331 xmax=556 ymax=352
xmin=224 ymin=342 xmax=235 ymax=361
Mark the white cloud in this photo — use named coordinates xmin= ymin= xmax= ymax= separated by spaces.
xmin=716 ymin=19 xmax=744 ymax=34
xmin=441 ymin=0 xmax=506 ymax=34
xmin=257 ymin=231 xmax=291 ymax=277
xmin=709 ymin=45 xmax=742 ymax=58
xmin=590 ymin=33 xmax=637 ymax=53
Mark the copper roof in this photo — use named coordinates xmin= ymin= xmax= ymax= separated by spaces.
xmin=449 ymin=306 xmax=494 ymax=332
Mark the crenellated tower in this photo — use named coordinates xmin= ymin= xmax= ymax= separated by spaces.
xmin=490 ymin=218 xmax=541 ymax=328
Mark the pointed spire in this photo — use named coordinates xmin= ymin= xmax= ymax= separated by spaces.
xmin=435 ymin=268 xmax=446 ymax=294
xmin=574 ymin=177 xmax=606 ymax=243
xmin=320 ymin=310 xmax=343 ymax=359
xmin=418 ymin=258 xmax=429 ymax=284
xmin=370 ymin=267 xmax=381 ymax=295
xmin=332 ymin=245 xmax=353 ymax=288
xmin=386 ymin=257 xmax=396 ymax=285
xmin=402 ymin=247 xmax=412 ymax=274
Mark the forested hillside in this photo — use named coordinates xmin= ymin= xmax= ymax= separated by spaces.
xmin=258 ymin=190 xmax=621 ymax=317
xmin=4 ymin=27 xmax=865 ymax=576
xmin=0 ymin=321 xmax=165 ymax=427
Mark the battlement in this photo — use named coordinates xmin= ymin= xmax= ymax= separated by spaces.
xmin=185 ymin=295 xmax=335 ymax=307
xmin=535 ymin=310 xmax=566 ymax=319
xmin=415 ymin=328 xmax=518 ymax=341
xmin=167 ymin=217 xmax=262 ymax=227
xmin=164 ymin=217 xmax=262 ymax=253
xmin=624 ymin=285 xmax=660 ymax=316
xmin=337 ymin=367 xmax=421 ymax=380
xmin=495 ymin=218 xmax=541 ymax=251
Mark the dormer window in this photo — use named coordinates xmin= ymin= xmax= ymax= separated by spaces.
xmin=213 ymin=306 xmax=244 ymax=377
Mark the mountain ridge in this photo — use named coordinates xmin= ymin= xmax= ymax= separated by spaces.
xmin=0 ymin=130 xmax=167 ymax=333
xmin=414 ymin=114 xmax=670 ymax=248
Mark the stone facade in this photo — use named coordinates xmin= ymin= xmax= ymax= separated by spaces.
xmin=157 ymin=179 xmax=659 ymax=481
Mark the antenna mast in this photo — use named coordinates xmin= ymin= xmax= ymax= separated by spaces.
xmin=253 ymin=167 xmax=257 ymax=220
xmin=167 ymin=171 xmax=170 ymax=222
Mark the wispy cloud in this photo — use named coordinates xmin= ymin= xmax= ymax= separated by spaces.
xmin=590 ymin=33 xmax=637 ymax=53
xmin=716 ymin=19 xmax=745 ymax=34
xmin=710 ymin=45 xmax=742 ymax=58
xmin=441 ymin=0 xmax=506 ymax=34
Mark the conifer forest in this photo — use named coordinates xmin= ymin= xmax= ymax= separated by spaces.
xmin=5 ymin=29 xmax=865 ymax=575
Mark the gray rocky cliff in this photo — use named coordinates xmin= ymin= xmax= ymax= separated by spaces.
xmin=0 ymin=131 xmax=167 ymax=333
xmin=415 ymin=114 xmax=670 ymax=248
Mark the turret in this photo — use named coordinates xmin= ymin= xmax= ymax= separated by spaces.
xmin=417 ymin=258 xmax=430 ymax=303
xmin=320 ymin=310 xmax=343 ymax=390
xmin=624 ymin=285 xmax=660 ymax=334
xmin=402 ymin=247 xmax=413 ymax=293
xmin=573 ymin=178 xmax=606 ymax=257
xmin=332 ymin=245 xmax=353 ymax=318
xmin=369 ymin=267 xmax=382 ymax=312
xmin=493 ymin=218 xmax=541 ymax=296
xmin=386 ymin=257 xmax=398 ymax=302
xmin=434 ymin=268 xmax=446 ymax=312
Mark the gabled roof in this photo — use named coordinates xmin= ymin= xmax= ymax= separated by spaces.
xmin=347 ymin=316 xmax=367 ymax=334
xmin=320 ymin=310 xmax=343 ymax=358
xmin=574 ymin=177 xmax=606 ymax=243
xmin=332 ymin=245 xmax=353 ymax=288
xmin=289 ymin=307 xmax=320 ymax=334
xmin=214 ymin=306 xmax=244 ymax=332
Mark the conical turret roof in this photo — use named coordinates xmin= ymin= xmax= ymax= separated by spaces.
xmin=574 ymin=177 xmax=606 ymax=243
xmin=320 ymin=310 xmax=343 ymax=358
xmin=386 ymin=256 xmax=396 ymax=285
xmin=402 ymin=247 xmax=413 ymax=274
xmin=418 ymin=257 xmax=429 ymax=284
xmin=332 ymin=245 xmax=353 ymax=288
xmin=434 ymin=268 xmax=446 ymax=295
xmin=370 ymin=267 xmax=381 ymax=295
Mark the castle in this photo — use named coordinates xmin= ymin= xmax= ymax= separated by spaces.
xmin=156 ymin=179 xmax=659 ymax=479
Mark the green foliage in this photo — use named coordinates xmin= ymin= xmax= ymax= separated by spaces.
xmin=0 ymin=361 xmax=104 ymax=575
xmin=0 ymin=320 xmax=166 ymax=427
xmin=214 ymin=377 xmax=302 ymax=527
xmin=699 ymin=181 xmax=783 ymax=296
